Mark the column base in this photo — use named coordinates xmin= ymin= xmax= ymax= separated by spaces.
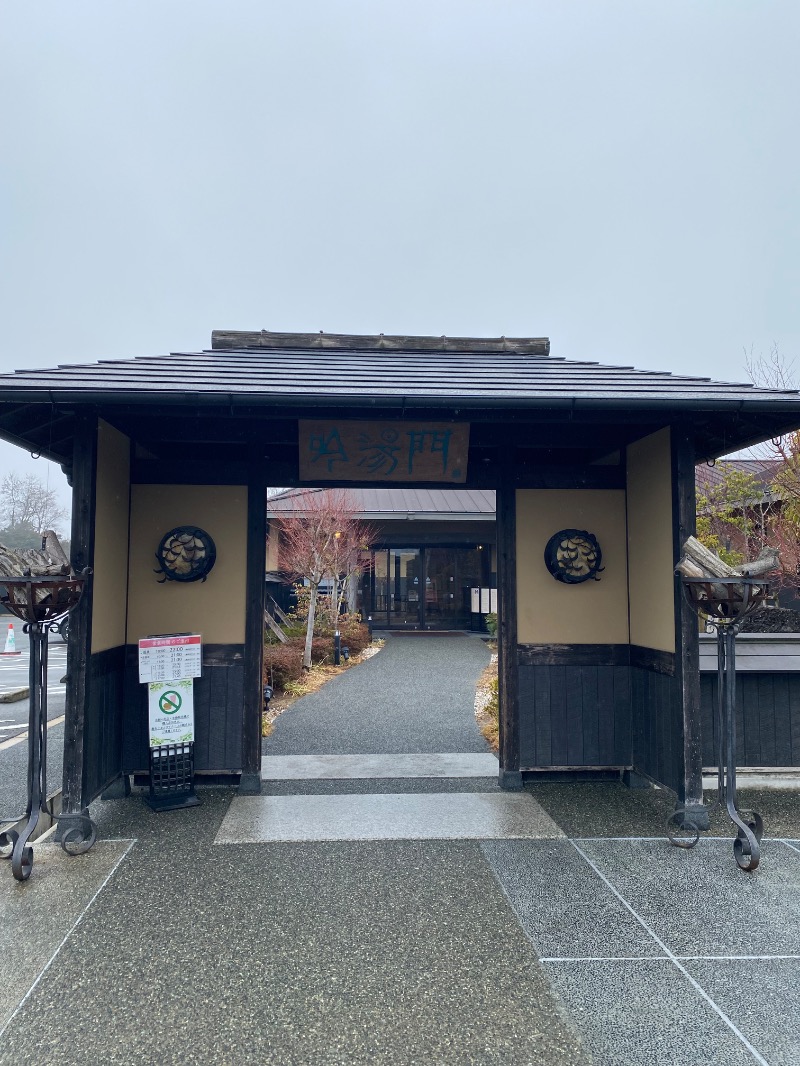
xmin=673 ymin=801 xmax=710 ymax=831
xmin=498 ymin=769 xmax=523 ymax=791
xmin=238 ymin=772 xmax=262 ymax=795
xmin=101 ymin=774 xmax=131 ymax=800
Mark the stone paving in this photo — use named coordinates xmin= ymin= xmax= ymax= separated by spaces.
xmin=1 ymin=634 xmax=800 ymax=1064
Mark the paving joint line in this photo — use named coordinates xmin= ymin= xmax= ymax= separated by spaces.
xmin=569 ymin=839 xmax=771 ymax=1066
xmin=572 ymin=835 xmax=800 ymax=843
xmin=541 ymin=954 xmax=800 ymax=963
xmin=0 ymin=838 xmax=136 ymax=1041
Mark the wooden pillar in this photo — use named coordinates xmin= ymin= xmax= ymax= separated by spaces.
xmin=671 ymin=425 xmax=708 ymax=825
xmin=61 ymin=411 xmax=98 ymax=817
xmin=238 ymin=471 xmax=267 ymax=794
xmin=497 ymin=484 xmax=522 ymax=789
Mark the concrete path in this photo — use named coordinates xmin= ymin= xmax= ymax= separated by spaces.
xmin=5 ymin=635 xmax=800 ymax=1063
xmin=3 ymin=784 xmax=800 ymax=1063
xmin=264 ymin=633 xmax=492 ymax=755
xmin=0 ymin=792 xmax=588 ymax=1066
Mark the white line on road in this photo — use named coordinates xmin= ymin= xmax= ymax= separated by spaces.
xmin=0 ymin=715 xmax=65 ymax=751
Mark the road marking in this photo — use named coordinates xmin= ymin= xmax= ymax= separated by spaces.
xmin=569 ymin=840 xmax=771 ymax=1066
xmin=0 ymin=715 xmax=65 ymax=752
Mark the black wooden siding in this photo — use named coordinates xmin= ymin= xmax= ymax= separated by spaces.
xmin=519 ymin=662 xmax=631 ymax=768
xmin=122 ymin=643 xmax=245 ymax=774
xmin=701 ymin=673 xmax=800 ymax=767
xmin=82 ymin=646 xmax=125 ymax=803
xmin=517 ymin=643 xmax=686 ymax=794
xmin=630 ymin=666 xmax=683 ymax=796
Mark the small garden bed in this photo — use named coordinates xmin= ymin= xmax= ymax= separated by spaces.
xmin=474 ymin=641 xmax=498 ymax=751
xmin=262 ymin=607 xmax=383 ymax=736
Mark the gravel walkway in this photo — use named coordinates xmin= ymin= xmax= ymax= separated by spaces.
xmin=265 ymin=634 xmax=492 ymax=756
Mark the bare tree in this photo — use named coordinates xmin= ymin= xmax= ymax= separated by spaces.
xmin=0 ymin=473 xmax=69 ymax=538
xmin=272 ymin=489 xmax=375 ymax=670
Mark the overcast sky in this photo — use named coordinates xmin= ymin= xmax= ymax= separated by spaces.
xmin=1 ymin=1 xmax=798 ymax=510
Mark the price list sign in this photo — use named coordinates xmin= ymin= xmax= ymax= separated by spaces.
xmin=138 ymin=634 xmax=202 ymax=684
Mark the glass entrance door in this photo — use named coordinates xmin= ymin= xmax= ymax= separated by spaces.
xmin=390 ymin=549 xmax=421 ymax=627
xmin=424 ymin=547 xmax=484 ymax=628
xmin=361 ymin=546 xmax=488 ymax=629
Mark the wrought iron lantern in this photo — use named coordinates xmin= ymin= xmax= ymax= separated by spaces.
xmin=0 ymin=569 xmax=94 ymax=881
xmin=671 ymin=575 xmax=770 ymax=871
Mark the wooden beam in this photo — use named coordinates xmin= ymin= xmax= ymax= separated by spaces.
xmin=211 ymin=329 xmax=550 ymax=355
xmin=496 ymin=483 xmax=521 ymax=789
xmin=61 ymin=411 xmax=98 ymax=817
xmin=672 ymin=424 xmax=708 ymax=825
xmin=239 ymin=471 xmax=267 ymax=794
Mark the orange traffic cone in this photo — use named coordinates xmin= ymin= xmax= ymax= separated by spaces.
xmin=1 ymin=622 xmax=20 ymax=655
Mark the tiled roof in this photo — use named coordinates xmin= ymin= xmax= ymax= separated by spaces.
xmin=268 ymin=486 xmax=496 ymax=517
xmin=0 ymin=330 xmax=798 ymax=409
xmin=695 ymin=458 xmax=783 ymax=496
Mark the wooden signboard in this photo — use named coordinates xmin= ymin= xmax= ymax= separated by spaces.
xmin=298 ymin=420 xmax=469 ymax=484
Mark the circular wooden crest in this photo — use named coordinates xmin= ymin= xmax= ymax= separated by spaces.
xmin=154 ymin=526 xmax=216 ymax=583
xmin=544 ymin=529 xmax=604 ymax=584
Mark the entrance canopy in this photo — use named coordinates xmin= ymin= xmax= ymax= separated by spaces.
xmin=1 ymin=330 xmax=799 ymax=478
xmin=2 ymin=329 xmax=800 ymax=824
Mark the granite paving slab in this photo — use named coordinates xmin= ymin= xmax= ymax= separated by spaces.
xmin=577 ymin=837 xmax=800 ymax=958
xmin=526 ymin=781 xmax=800 ymax=839
xmin=0 ymin=839 xmax=132 ymax=1033
xmin=682 ymin=958 xmax=800 ymax=1065
xmin=481 ymin=839 xmax=661 ymax=959
xmin=542 ymin=959 xmax=760 ymax=1066
xmin=264 ymin=633 xmax=491 ymax=755
xmin=1 ymin=792 xmax=589 ymax=1066
xmin=263 ymin=776 xmax=502 ymax=796
xmin=261 ymin=752 xmax=499 ymax=780
xmin=216 ymin=791 xmax=564 ymax=843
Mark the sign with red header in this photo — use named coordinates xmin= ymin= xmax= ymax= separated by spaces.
xmin=138 ymin=634 xmax=202 ymax=684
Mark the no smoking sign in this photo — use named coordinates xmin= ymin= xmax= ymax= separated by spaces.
xmin=148 ymin=679 xmax=194 ymax=746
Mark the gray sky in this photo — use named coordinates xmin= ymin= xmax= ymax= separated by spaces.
xmin=2 ymin=1 xmax=798 ymax=510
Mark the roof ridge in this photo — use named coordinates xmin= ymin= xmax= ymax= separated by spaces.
xmin=211 ymin=329 xmax=551 ymax=355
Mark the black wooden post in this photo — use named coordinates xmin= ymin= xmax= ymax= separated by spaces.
xmin=672 ymin=424 xmax=708 ymax=827
xmin=239 ymin=471 xmax=267 ymax=794
xmin=60 ymin=411 xmax=98 ymax=831
xmin=497 ymin=483 xmax=522 ymax=789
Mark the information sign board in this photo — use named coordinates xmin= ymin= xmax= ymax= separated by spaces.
xmin=138 ymin=634 xmax=202 ymax=683
xmin=148 ymin=679 xmax=195 ymax=746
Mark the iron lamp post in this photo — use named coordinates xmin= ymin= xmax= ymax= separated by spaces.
xmin=671 ymin=575 xmax=769 ymax=871
xmin=0 ymin=569 xmax=94 ymax=881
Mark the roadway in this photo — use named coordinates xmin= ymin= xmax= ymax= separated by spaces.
xmin=0 ymin=619 xmax=68 ymax=821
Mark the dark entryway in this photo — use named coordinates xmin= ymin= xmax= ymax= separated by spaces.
xmin=358 ymin=545 xmax=491 ymax=629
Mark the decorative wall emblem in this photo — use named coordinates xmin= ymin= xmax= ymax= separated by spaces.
xmin=154 ymin=527 xmax=216 ymax=583
xmin=544 ymin=529 xmax=604 ymax=584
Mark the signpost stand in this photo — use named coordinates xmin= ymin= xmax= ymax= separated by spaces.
xmin=138 ymin=634 xmax=203 ymax=813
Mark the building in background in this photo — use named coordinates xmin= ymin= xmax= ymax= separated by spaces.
xmin=267 ymin=487 xmax=496 ymax=630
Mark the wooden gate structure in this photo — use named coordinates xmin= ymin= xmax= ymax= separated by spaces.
xmin=1 ymin=329 xmax=800 ymax=834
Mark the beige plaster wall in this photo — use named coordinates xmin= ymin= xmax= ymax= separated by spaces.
xmin=266 ymin=522 xmax=280 ymax=571
xmin=127 ymin=485 xmax=248 ymax=645
xmin=91 ymin=421 xmax=131 ymax=653
xmin=626 ymin=427 xmax=675 ymax=652
xmin=516 ymin=490 xmax=629 ymax=644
